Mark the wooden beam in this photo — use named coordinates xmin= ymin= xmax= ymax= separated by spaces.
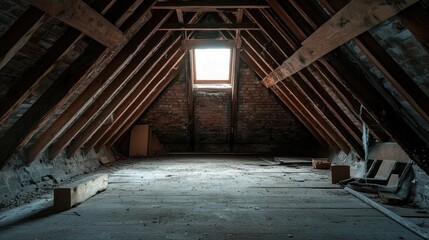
xmin=266 ymin=0 xmax=306 ymax=43
xmin=325 ymin=50 xmax=429 ymax=172
xmin=274 ymin=0 xmax=391 ymax=142
xmin=279 ymin=81 xmax=350 ymax=152
xmin=62 ymin=39 xmax=183 ymax=157
xmin=398 ymin=2 xmax=429 ymax=52
xmin=311 ymin=62 xmax=391 ymax=142
xmin=54 ymin=174 xmax=108 ymax=211
xmin=290 ymin=74 xmax=364 ymax=157
xmin=0 ymin=0 xmax=117 ymax=124
xmin=159 ymin=23 xmax=259 ymax=31
xmin=0 ymin=2 xmax=136 ymax=169
xmin=26 ymin=11 xmax=172 ymax=163
xmin=153 ymin=1 xmax=269 ymax=10
xmin=0 ymin=6 xmax=48 ymax=70
xmin=262 ymin=0 xmax=419 ymax=87
xmin=49 ymin=34 xmax=180 ymax=160
xmin=183 ymin=39 xmax=236 ymax=49
xmin=86 ymin=47 xmax=186 ymax=151
xmin=271 ymin=85 xmax=332 ymax=150
xmin=30 ymin=0 xmax=126 ymax=48
xmin=27 ymin=11 xmax=171 ymax=162
xmin=104 ymin=61 xmax=185 ymax=149
xmin=299 ymin=69 xmax=363 ymax=144
xmin=185 ymin=53 xmax=195 ymax=151
xmin=0 ymin=42 xmax=106 ymax=169
xmin=245 ymin=9 xmax=294 ymax=57
xmin=322 ymin=0 xmax=429 ymax=126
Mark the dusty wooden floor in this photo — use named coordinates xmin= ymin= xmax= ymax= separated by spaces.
xmin=0 ymin=155 xmax=422 ymax=239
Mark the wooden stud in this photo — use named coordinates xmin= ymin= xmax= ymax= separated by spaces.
xmin=0 ymin=6 xmax=48 ymax=70
xmin=262 ymin=0 xmax=419 ymax=87
xmin=30 ymin=0 xmax=126 ymax=48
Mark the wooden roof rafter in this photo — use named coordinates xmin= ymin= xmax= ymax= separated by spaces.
xmin=26 ymin=8 xmax=170 ymax=163
xmin=29 ymin=0 xmax=127 ymax=49
xmin=262 ymin=0 xmax=419 ymax=88
xmin=0 ymin=0 xmax=145 ymax=168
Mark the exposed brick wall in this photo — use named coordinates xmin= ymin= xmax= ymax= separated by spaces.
xmin=140 ymin=70 xmax=190 ymax=151
xmin=194 ymin=88 xmax=231 ymax=152
xmin=234 ymin=63 xmax=318 ymax=153
xmin=139 ymin=61 xmax=321 ymax=154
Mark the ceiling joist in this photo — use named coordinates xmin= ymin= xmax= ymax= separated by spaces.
xmin=159 ymin=23 xmax=259 ymax=31
xmin=152 ymin=1 xmax=270 ymax=10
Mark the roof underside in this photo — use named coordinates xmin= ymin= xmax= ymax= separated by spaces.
xmin=0 ymin=0 xmax=428 ymax=172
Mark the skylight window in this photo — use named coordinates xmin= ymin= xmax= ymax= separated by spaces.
xmin=193 ymin=48 xmax=232 ymax=84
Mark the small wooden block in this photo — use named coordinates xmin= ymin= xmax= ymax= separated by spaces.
xmin=54 ymin=174 xmax=108 ymax=211
xmin=331 ymin=165 xmax=350 ymax=184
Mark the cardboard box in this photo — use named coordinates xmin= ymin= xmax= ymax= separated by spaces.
xmin=331 ymin=165 xmax=350 ymax=184
xmin=312 ymin=158 xmax=330 ymax=169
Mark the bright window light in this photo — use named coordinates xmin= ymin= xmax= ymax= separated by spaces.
xmin=194 ymin=48 xmax=231 ymax=82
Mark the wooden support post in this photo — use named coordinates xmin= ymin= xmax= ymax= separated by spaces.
xmin=0 ymin=6 xmax=48 ymax=70
xmin=0 ymin=0 xmax=116 ymax=124
xmin=30 ymin=0 xmax=126 ymax=48
xmin=185 ymin=53 xmax=195 ymax=151
xmin=262 ymin=0 xmax=419 ymax=87
xmin=26 ymin=10 xmax=172 ymax=163
xmin=230 ymin=48 xmax=241 ymax=151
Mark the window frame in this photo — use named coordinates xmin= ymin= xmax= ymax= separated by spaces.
xmin=190 ymin=48 xmax=233 ymax=85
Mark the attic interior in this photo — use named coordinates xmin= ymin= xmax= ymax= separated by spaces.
xmin=1 ymin=0 xmax=429 ymax=239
